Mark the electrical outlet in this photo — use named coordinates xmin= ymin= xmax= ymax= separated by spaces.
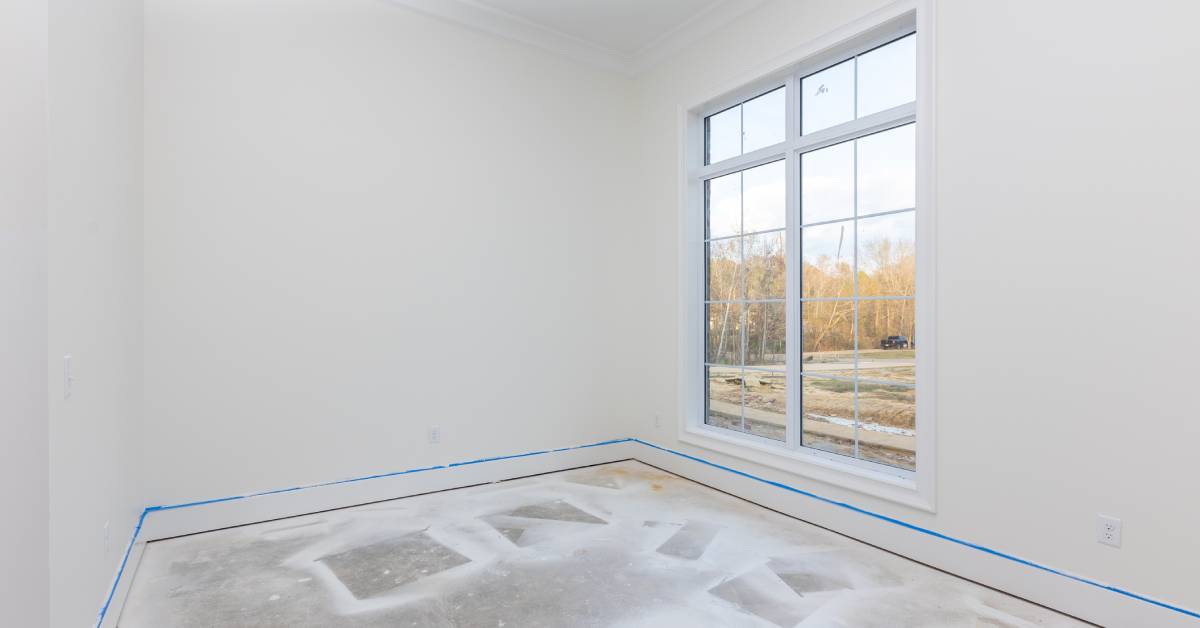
xmin=428 ymin=426 xmax=441 ymax=444
xmin=1097 ymin=514 xmax=1122 ymax=548
xmin=654 ymin=413 xmax=661 ymax=428
xmin=103 ymin=521 xmax=110 ymax=554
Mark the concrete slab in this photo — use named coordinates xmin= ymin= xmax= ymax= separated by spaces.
xmin=118 ymin=461 xmax=1089 ymax=628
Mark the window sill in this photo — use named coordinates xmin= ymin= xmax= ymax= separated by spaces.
xmin=678 ymin=425 xmax=935 ymax=512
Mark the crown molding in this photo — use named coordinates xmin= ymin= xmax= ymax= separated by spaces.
xmin=630 ymin=0 xmax=767 ymax=74
xmin=384 ymin=0 xmax=632 ymax=73
xmin=383 ymin=0 xmax=767 ymax=76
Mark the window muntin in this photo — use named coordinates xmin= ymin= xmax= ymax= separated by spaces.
xmin=801 ymin=33 xmax=916 ymax=136
xmin=741 ymin=88 xmax=786 ymax=154
xmin=697 ymin=31 xmax=918 ymax=473
xmin=704 ymin=87 xmax=786 ymax=165
xmin=799 ymin=125 xmax=916 ymax=470
xmin=704 ymin=158 xmax=787 ymax=443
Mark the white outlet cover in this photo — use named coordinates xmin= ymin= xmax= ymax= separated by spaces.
xmin=1097 ymin=514 xmax=1122 ymax=548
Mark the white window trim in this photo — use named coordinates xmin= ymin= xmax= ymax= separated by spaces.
xmin=677 ymin=0 xmax=937 ymax=512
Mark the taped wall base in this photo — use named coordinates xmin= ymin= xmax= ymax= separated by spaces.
xmin=140 ymin=441 xmax=639 ymax=542
xmin=99 ymin=438 xmax=1198 ymax=628
xmin=633 ymin=440 xmax=1198 ymax=628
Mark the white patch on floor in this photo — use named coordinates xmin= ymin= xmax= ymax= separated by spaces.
xmin=118 ymin=461 xmax=1089 ymax=627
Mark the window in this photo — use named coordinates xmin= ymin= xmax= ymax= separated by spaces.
xmin=692 ymin=29 xmax=921 ymax=477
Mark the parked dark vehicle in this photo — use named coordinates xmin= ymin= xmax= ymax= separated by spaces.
xmin=880 ymin=335 xmax=910 ymax=349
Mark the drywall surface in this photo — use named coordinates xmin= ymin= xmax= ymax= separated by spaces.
xmin=46 ymin=0 xmax=145 ymax=625
xmin=0 ymin=0 xmax=50 ymax=625
xmin=143 ymin=0 xmax=637 ymax=505
xmin=633 ymin=0 xmax=1200 ymax=617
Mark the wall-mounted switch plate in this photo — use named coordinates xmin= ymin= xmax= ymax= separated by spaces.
xmin=63 ymin=354 xmax=74 ymax=399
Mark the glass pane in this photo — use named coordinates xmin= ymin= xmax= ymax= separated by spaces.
xmin=706 ymin=366 xmax=743 ymax=431
xmin=857 ymin=211 xmax=915 ymax=297
xmin=800 ymin=141 xmax=854 ymax=224
xmin=743 ymin=369 xmax=786 ymax=441
xmin=857 ymin=34 xmax=916 ymax=118
xmin=745 ymin=302 xmax=786 ymax=368
xmin=858 ymin=299 xmax=915 ymax=383
xmin=706 ymin=237 xmax=742 ymax=301
xmin=856 ymin=382 xmax=915 ymax=471
xmin=705 ymin=303 xmax=743 ymax=365
xmin=801 ymin=59 xmax=855 ymax=135
xmin=857 ymin=124 xmax=915 ymax=215
xmin=706 ymin=171 xmax=741 ymax=239
xmin=801 ymin=300 xmax=855 ymax=377
xmin=742 ymin=87 xmax=786 ymax=153
xmin=802 ymin=375 xmax=855 ymax=457
xmin=706 ymin=106 xmax=741 ymax=164
xmin=742 ymin=160 xmax=786 ymax=232
xmin=745 ymin=231 xmax=785 ymax=301
xmin=801 ymin=222 xmax=853 ymax=299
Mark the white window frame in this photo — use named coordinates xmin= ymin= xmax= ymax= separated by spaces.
xmin=677 ymin=1 xmax=936 ymax=511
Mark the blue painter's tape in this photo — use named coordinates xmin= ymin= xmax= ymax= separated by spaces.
xmin=95 ymin=436 xmax=1198 ymax=626
xmin=95 ymin=507 xmax=150 ymax=628
xmin=628 ymin=438 xmax=1200 ymax=622
xmin=94 ymin=438 xmax=632 ymax=627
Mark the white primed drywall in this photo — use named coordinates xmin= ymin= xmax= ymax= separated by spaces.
xmin=142 ymin=0 xmax=639 ymax=505
xmin=631 ymin=0 xmax=1200 ymax=616
xmin=0 ymin=0 xmax=50 ymax=626
xmin=32 ymin=0 xmax=1195 ymax=624
xmin=46 ymin=0 xmax=146 ymax=625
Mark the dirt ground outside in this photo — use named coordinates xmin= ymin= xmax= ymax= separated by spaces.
xmin=705 ymin=353 xmax=915 ymax=470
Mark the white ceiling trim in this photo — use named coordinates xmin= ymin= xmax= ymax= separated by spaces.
xmin=629 ymin=0 xmax=767 ymax=74
xmin=383 ymin=0 xmax=767 ymax=76
xmin=384 ymin=0 xmax=632 ymax=73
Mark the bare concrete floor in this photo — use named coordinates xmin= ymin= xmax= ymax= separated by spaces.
xmin=119 ymin=461 xmax=1088 ymax=627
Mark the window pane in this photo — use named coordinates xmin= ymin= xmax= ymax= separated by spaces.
xmin=857 ymin=124 xmax=915 ymax=215
xmin=742 ymin=87 xmax=786 ymax=153
xmin=856 ymin=382 xmax=915 ymax=470
xmin=801 ymin=222 xmax=853 ymax=299
xmin=742 ymin=160 xmax=786 ymax=232
xmin=745 ymin=231 xmax=785 ymax=301
xmin=744 ymin=370 xmax=786 ymax=441
xmin=745 ymin=302 xmax=786 ymax=368
xmin=706 ymin=366 xmax=743 ymax=431
xmin=705 ymin=303 xmax=742 ymax=365
xmin=801 ymin=59 xmax=854 ymax=135
xmin=802 ymin=300 xmax=855 ymax=377
xmin=857 ymin=34 xmax=916 ymax=118
xmin=857 ymin=211 xmax=915 ymax=297
xmin=706 ymin=237 xmax=742 ymax=301
xmin=858 ymin=299 xmax=915 ymax=383
xmin=801 ymin=376 xmax=855 ymax=457
xmin=801 ymin=141 xmax=854 ymax=224
xmin=706 ymin=106 xmax=741 ymax=164
xmin=706 ymin=171 xmax=741 ymax=239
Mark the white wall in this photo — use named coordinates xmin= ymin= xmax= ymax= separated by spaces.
xmin=46 ymin=0 xmax=145 ymax=625
xmin=142 ymin=0 xmax=638 ymax=506
xmin=0 ymin=0 xmax=50 ymax=626
xmin=633 ymin=0 xmax=1200 ymax=617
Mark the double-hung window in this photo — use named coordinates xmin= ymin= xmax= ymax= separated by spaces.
xmin=691 ymin=23 xmax=923 ymax=480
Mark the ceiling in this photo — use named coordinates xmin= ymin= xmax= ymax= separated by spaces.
xmin=387 ymin=0 xmax=767 ymax=74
